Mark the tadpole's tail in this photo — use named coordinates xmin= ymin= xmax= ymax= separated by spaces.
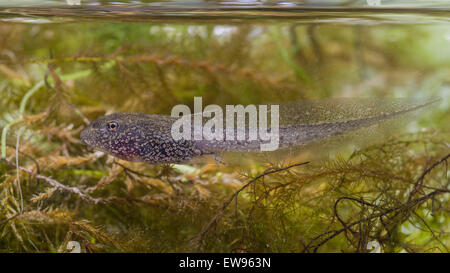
xmin=195 ymin=97 xmax=440 ymax=153
xmin=277 ymin=97 xmax=440 ymax=149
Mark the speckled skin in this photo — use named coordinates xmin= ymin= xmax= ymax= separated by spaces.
xmin=80 ymin=99 xmax=437 ymax=164
xmin=80 ymin=113 xmax=204 ymax=163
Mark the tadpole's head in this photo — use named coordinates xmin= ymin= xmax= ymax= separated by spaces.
xmin=81 ymin=113 xmax=145 ymax=161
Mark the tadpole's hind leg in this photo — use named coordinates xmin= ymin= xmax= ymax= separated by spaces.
xmin=214 ymin=153 xmax=227 ymax=166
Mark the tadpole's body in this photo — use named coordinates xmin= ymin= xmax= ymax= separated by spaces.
xmin=80 ymin=98 xmax=438 ymax=164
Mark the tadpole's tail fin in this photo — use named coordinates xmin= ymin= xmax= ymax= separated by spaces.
xmin=195 ymin=97 xmax=440 ymax=153
xmin=277 ymin=97 xmax=440 ymax=149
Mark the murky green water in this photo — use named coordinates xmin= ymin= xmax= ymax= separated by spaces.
xmin=1 ymin=1 xmax=448 ymax=117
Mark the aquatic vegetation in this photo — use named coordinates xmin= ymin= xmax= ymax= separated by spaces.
xmin=0 ymin=12 xmax=449 ymax=253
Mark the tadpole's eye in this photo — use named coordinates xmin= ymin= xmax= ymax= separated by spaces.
xmin=107 ymin=121 xmax=119 ymax=132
